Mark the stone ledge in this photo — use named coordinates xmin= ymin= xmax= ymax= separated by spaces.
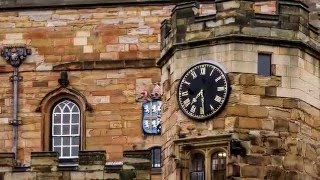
xmin=0 ymin=0 xmax=215 ymax=10
xmin=0 ymin=153 xmax=15 ymax=167
xmin=0 ymin=0 xmax=171 ymax=10
xmin=53 ymin=59 xmax=157 ymax=71
xmin=157 ymin=34 xmax=320 ymax=67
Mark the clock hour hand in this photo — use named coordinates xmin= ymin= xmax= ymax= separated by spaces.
xmin=191 ymin=89 xmax=203 ymax=105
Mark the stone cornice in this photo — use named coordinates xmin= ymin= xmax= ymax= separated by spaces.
xmin=0 ymin=0 xmax=214 ymax=10
xmin=157 ymin=1 xmax=320 ymax=66
xmin=157 ymin=33 xmax=320 ymax=67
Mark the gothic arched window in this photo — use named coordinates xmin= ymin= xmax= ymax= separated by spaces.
xmin=52 ymin=100 xmax=80 ymax=158
xmin=211 ymin=151 xmax=227 ymax=180
xmin=190 ymin=153 xmax=205 ymax=180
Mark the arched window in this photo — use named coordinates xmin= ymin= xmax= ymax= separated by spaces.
xmin=52 ymin=100 xmax=80 ymax=159
xmin=211 ymin=151 xmax=226 ymax=180
xmin=150 ymin=147 xmax=161 ymax=168
xmin=190 ymin=153 xmax=205 ymax=180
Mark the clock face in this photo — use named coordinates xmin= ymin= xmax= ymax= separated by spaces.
xmin=177 ymin=62 xmax=230 ymax=120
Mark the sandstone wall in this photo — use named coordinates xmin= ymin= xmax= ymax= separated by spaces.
xmin=159 ymin=1 xmax=320 ymax=179
xmin=160 ymin=43 xmax=320 ymax=179
xmin=0 ymin=150 xmax=150 ymax=180
xmin=0 ymin=4 xmax=174 ymax=164
xmin=0 ymin=0 xmax=220 ymax=166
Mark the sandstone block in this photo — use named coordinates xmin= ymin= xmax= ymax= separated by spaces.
xmin=5 ymin=33 xmax=23 ymax=40
xmin=262 ymin=119 xmax=274 ymax=130
xmin=36 ymin=63 xmax=53 ymax=71
xmin=238 ymin=117 xmax=262 ymax=129
xmin=226 ymin=105 xmax=248 ymax=116
xmin=269 ymin=108 xmax=290 ymax=119
xmin=73 ymin=37 xmax=87 ymax=46
xmin=83 ymin=45 xmax=93 ymax=53
xmin=274 ymin=119 xmax=289 ymax=132
xmin=31 ymin=152 xmax=58 ymax=171
xmin=0 ymin=118 xmax=9 ymax=125
xmin=119 ymin=36 xmax=139 ymax=44
xmin=304 ymin=159 xmax=318 ymax=177
xmin=225 ymin=117 xmax=238 ymax=132
xmin=240 ymin=94 xmax=260 ymax=105
xmin=288 ymin=121 xmax=300 ymax=133
xmin=243 ymin=86 xmax=265 ymax=95
xmin=110 ymin=121 xmax=123 ymax=129
xmin=47 ymin=21 xmax=67 ymax=27
xmin=76 ymin=31 xmax=91 ymax=37
xmin=100 ymin=52 xmax=119 ymax=60
xmin=248 ymin=106 xmax=268 ymax=117
xmin=106 ymin=44 xmax=127 ymax=52
xmin=283 ymin=154 xmax=305 ymax=173
xmin=241 ymin=165 xmax=264 ymax=178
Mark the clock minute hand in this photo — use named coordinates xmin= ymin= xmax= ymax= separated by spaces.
xmin=200 ymin=90 xmax=205 ymax=114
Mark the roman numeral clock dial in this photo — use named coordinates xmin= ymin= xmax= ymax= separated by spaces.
xmin=177 ymin=62 xmax=230 ymax=120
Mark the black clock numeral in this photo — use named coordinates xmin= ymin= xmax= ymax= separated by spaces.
xmin=191 ymin=70 xmax=197 ymax=79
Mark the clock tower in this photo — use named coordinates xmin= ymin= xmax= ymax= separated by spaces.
xmin=158 ymin=1 xmax=320 ymax=180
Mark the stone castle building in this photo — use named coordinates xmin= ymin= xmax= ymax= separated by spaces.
xmin=0 ymin=0 xmax=319 ymax=179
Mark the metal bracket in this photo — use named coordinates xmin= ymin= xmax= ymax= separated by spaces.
xmin=0 ymin=45 xmax=32 ymax=68
xmin=10 ymin=75 xmax=23 ymax=82
xmin=9 ymin=119 xmax=22 ymax=126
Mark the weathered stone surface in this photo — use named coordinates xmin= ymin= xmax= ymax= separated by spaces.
xmin=283 ymin=154 xmax=304 ymax=172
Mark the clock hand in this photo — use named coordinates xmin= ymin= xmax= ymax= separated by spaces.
xmin=200 ymin=90 xmax=205 ymax=114
xmin=191 ymin=89 xmax=203 ymax=105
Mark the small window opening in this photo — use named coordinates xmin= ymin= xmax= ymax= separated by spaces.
xmin=151 ymin=147 xmax=161 ymax=168
xmin=258 ymin=53 xmax=272 ymax=76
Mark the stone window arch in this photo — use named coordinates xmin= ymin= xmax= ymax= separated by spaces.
xmin=37 ymin=89 xmax=91 ymax=155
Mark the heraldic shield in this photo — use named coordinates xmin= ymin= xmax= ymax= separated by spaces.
xmin=142 ymin=100 xmax=162 ymax=135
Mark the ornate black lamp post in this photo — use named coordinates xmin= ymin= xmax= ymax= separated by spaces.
xmin=1 ymin=46 xmax=32 ymax=159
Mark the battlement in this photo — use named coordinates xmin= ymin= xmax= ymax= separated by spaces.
xmin=0 ymin=150 xmax=150 ymax=180
xmin=158 ymin=0 xmax=320 ymax=66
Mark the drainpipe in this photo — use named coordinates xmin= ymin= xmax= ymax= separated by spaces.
xmin=11 ymin=67 xmax=22 ymax=159
xmin=1 ymin=46 xmax=31 ymax=160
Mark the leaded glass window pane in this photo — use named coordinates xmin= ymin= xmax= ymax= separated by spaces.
xmin=151 ymin=147 xmax=161 ymax=168
xmin=52 ymin=100 xmax=80 ymax=159
xmin=190 ymin=153 xmax=205 ymax=180
xmin=211 ymin=152 xmax=227 ymax=180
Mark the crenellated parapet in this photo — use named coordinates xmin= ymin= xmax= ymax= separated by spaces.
xmin=0 ymin=150 xmax=151 ymax=180
xmin=158 ymin=0 xmax=320 ymax=66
